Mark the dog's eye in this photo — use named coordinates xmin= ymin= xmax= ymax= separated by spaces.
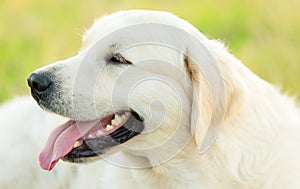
xmin=109 ymin=54 xmax=132 ymax=65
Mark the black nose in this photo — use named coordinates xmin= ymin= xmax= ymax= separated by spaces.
xmin=27 ymin=73 xmax=52 ymax=100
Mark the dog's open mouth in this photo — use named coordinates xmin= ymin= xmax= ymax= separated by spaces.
xmin=39 ymin=111 xmax=144 ymax=171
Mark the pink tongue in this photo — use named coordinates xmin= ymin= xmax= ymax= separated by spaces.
xmin=39 ymin=120 xmax=101 ymax=171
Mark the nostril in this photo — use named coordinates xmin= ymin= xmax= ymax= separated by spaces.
xmin=27 ymin=73 xmax=52 ymax=93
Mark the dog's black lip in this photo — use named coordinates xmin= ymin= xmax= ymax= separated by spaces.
xmin=62 ymin=111 xmax=144 ymax=162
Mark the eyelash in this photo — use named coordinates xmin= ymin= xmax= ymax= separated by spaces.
xmin=109 ymin=54 xmax=132 ymax=65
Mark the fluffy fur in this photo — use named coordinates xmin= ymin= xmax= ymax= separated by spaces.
xmin=1 ymin=10 xmax=300 ymax=189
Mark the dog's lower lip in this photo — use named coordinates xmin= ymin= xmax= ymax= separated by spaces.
xmin=62 ymin=111 xmax=144 ymax=163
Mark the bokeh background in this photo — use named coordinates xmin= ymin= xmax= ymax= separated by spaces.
xmin=1 ymin=0 xmax=299 ymax=103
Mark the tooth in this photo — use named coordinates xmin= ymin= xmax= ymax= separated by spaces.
xmin=125 ymin=112 xmax=130 ymax=116
xmin=111 ymin=119 xmax=120 ymax=126
xmin=73 ymin=141 xmax=80 ymax=148
xmin=115 ymin=115 xmax=123 ymax=123
xmin=121 ymin=114 xmax=126 ymax=120
xmin=96 ymin=130 xmax=103 ymax=137
xmin=88 ymin=134 xmax=94 ymax=138
xmin=105 ymin=124 xmax=114 ymax=131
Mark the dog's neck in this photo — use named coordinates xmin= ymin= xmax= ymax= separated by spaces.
xmin=104 ymin=143 xmax=205 ymax=189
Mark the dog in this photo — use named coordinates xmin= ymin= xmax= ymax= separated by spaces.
xmin=1 ymin=10 xmax=300 ymax=189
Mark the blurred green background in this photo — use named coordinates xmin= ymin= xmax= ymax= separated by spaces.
xmin=0 ymin=0 xmax=299 ymax=103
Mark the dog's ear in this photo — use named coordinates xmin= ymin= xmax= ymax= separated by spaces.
xmin=184 ymin=40 xmax=246 ymax=153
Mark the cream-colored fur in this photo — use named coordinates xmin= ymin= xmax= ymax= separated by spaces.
xmin=1 ymin=10 xmax=300 ymax=189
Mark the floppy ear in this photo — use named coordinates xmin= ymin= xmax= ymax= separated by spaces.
xmin=184 ymin=40 xmax=246 ymax=153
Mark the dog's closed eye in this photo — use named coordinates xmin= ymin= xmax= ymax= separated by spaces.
xmin=109 ymin=54 xmax=132 ymax=65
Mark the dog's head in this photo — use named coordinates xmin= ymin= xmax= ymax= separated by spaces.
xmin=27 ymin=10 xmax=246 ymax=170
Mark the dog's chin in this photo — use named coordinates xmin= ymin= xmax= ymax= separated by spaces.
xmin=62 ymin=111 xmax=145 ymax=164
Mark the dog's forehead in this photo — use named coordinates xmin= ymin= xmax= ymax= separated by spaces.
xmin=81 ymin=10 xmax=207 ymax=51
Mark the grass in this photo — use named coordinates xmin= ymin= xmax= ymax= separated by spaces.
xmin=0 ymin=0 xmax=299 ymax=103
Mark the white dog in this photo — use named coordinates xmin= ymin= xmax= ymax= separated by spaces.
xmin=1 ymin=10 xmax=300 ymax=189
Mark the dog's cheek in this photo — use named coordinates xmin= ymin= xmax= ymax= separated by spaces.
xmin=127 ymin=80 xmax=191 ymax=143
